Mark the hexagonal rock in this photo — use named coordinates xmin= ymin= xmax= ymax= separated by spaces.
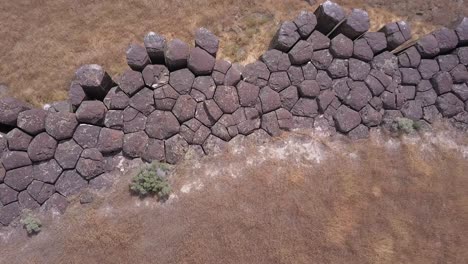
xmin=431 ymin=72 xmax=453 ymax=95
xmin=126 ymin=44 xmax=150 ymax=71
xmin=27 ymin=132 xmax=57 ymax=162
xmin=306 ymin=30 xmax=330 ymax=50
xmin=334 ymin=105 xmax=361 ymax=133
xmin=291 ymin=98 xmax=318 ymax=117
xmin=243 ymin=61 xmax=270 ymax=87
xmin=271 ymin=21 xmax=300 ymax=52
xmin=213 ymin=86 xmax=240 ymax=114
xmin=211 ymin=122 xmax=231 ymax=141
xmin=400 ymin=68 xmax=421 ymax=85
xmin=129 ymin=88 xmax=155 ymax=116
xmin=436 ymin=93 xmax=464 ymax=117
xmin=279 ymin=86 xmax=299 ymax=111
xmin=314 ymin=0 xmax=346 ymax=34
xmin=75 ymin=100 xmax=106 ymax=125
xmin=1 ymin=151 xmax=31 ymax=170
xmin=214 ymin=59 xmax=231 ymax=74
xmin=453 ymin=17 xmax=468 ymax=45
xmin=360 ymin=105 xmax=383 ymax=126
xmin=268 ymin=71 xmax=291 ymax=92
xmin=195 ymin=27 xmax=219 ymax=56
xmin=261 ymin=111 xmax=281 ymax=136
xmin=164 ymin=38 xmax=190 ymax=71
xmin=41 ymin=193 xmax=68 ymax=214
xmin=261 ymin=49 xmax=291 ymax=72
xmin=191 ymin=124 xmax=211 ymax=145
xmin=170 ymin=95 xmax=196 ymax=123
xmin=142 ymin=139 xmax=165 ymax=162
xmin=154 ymin=85 xmax=179 ymax=110
xmin=371 ymin=52 xmax=398 ymax=76
xmin=187 ymin=47 xmax=215 ymax=75
xmin=72 ymin=124 xmax=100 ymax=149
xmin=416 ymin=34 xmax=440 ymax=59
xmin=191 ymin=76 xmax=215 ymax=101
xmin=236 ymin=81 xmax=260 ymax=107
xmin=362 ymin=32 xmax=387 ymax=54
xmin=330 ymin=34 xmax=353 ymax=59
xmin=74 ymin=64 xmax=114 ymax=100
xmin=398 ymin=47 xmax=421 ymax=68
xmin=122 ymin=131 xmax=148 ymax=158
xmin=0 ymin=202 xmax=20 ymax=225
xmin=16 ymin=109 xmax=47 ymax=135
xmin=453 ymin=83 xmax=468 ymax=101
xmin=55 ymin=170 xmax=88 ymax=197
xmin=0 ymin=184 xmax=18 ymax=205
xmin=142 ymin=65 xmax=169 ymax=89
xmin=298 ymin=80 xmax=320 ymax=98
xmin=345 ymin=82 xmax=372 ymax=111
xmin=415 ymin=89 xmax=438 ymax=107
xmin=287 ymin=66 xmax=305 ymax=86
xmin=288 ymin=40 xmax=313 ymax=65
xmin=437 ymin=54 xmax=459 ymax=72
xmin=6 ymin=128 xmax=32 ymax=151
xmin=145 ymin=110 xmax=180 ymax=139
xmin=18 ymin=191 xmax=40 ymax=210
xmin=169 ymin=68 xmax=195 ymax=95
xmin=327 ymin=59 xmax=348 ymax=78
xmin=224 ymin=63 xmax=243 ymax=86
xmin=311 ymin=49 xmax=333 ymax=70
xmin=451 ymin=65 xmax=468 ymax=84
xmin=335 ymin=8 xmax=370 ymax=39
xmin=352 ymin=38 xmax=373 ymax=62
xmin=31 ymin=159 xmax=61 ymax=185
xmin=317 ymin=90 xmax=336 ymax=112
xmin=0 ymin=97 xmax=31 ymax=127
xmin=293 ymin=11 xmax=317 ymax=38
xmin=275 ymin=108 xmax=293 ymax=130
xmin=165 ymin=134 xmax=188 ymax=164
xmin=95 ymin=128 xmax=123 ymax=155
xmin=431 ymin=27 xmax=458 ymax=54
xmin=122 ymin=107 xmax=147 ymax=134
xmin=259 ymin=87 xmax=281 ymax=113
xmin=104 ymin=110 xmax=123 ymax=129
xmin=418 ymin=59 xmax=439 ymax=80
xmin=119 ymin=69 xmax=145 ymax=96
xmin=76 ymin=148 xmax=106 ymax=180
xmin=401 ymin=100 xmax=423 ymax=120
xmin=144 ymin=32 xmax=166 ymax=64
xmin=103 ymin=87 xmax=130 ymax=110
xmin=4 ymin=165 xmax=33 ymax=191
xmin=349 ymin=58 xmax=370 ymax=81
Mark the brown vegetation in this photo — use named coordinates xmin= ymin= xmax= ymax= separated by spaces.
xmin=0 ymin=0 xmax=467 ymax=106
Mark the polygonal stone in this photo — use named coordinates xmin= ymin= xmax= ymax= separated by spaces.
xmin=363 ymin=32 xmax=387 ymax=54
xmin=164 ymin=39 xmax=190 ymax=71
xmin=302 ymin=62 xmax=318 ymax=80
xmin=173 ymin=95 xmax=197 ymax=122
xmin=348 ymin=124 xmax=369 ymax=140
xmin=165 ymin=134 xmax=189 ymax=164
xmin=332 ymin=78 xmax=351 ymax=100
xmin=401 ymin=100 xmax=423 ymax=120
xmin=345 ymin=82 xmax=372 ymax=111
xmin=17 ymin=109 xmax=47 ymax=135
xmin=6 ymin=128 xmax=32 ymax=151
xmin=243 ymin=61 xmax=270 ymax=87
xmin=129 ymin=88 xmax=155 ymax=116
xmin=144 ymin=32 xmax=166 ymax=64
xmin=214 ymin=86 xmax=240 ymax=114
xmin=126 ymin=44 xmax=150 ymax=71
xmin=327 ymin=59 xmax=348 ymax=78
xmin=398 ymin=46 xmax=421 ymax=68
xmin=418 ymin=59 xmax=440 ymax=79
xmin=276 ymin=108 xmax=293 ymax=130
xmin=202 ymin=135 xmax=229 ymax=155
xmin=75 ymin=100 xmax=106 ymax=125
xmin=119 ymin=69 xmax=145 ymax=96
xmin=349 ymin=58 xmax=370 ymax=81
xmin=317 ymin=90 xmax=336 ymax=112
xmin=314 ymin=0 xmax=346 ymax=34
xmin=103 ymin=87 xmax=130 ymax=110
xmin=298 ymin=80 xmax=320 ymax=98
xmin=416 ymin=34 xmax=440 ymax=58
xmin=360 ymin=105 xmax=383 ymax=126
xmin=154 ymin=85 xmax=179 ymax=111
xmin=195 ymin=100 xmax=223 ymax=127
xmin=453 ymin=83 xmax=468 ymax=101
xmin=268 ymin=71 xmax=291 ymax=92
xmin=432 ymin=27 xmax=458 ymax=53
xmin=237 ymin=81 xmax=260 ymax=107
xmin=142 ymin=64 xmax=169 ymax=89
xmin=396 ymin=85 xmax=416 ymax=107
xmin=211 ymin=122 xmax=231 ymax=141
xmin=4 ymin=165 xmax=33 ymax=191
xmin=73 ymin=124 xmax=100 ymax=149
xmin=261 ymin=111 xmax=281 ymax=136
xmin=330 ymin=34 xmax=353 ymax=59
xmin=436 ymin=93 xmax=464 ymax=117
xmin=0 ymin=202 xmax=20 ymax=225
xmin=145 ymin=110 xmax=180 ymax=139
xmin=41 ymin=193 xmax=68 ymax=214
xmin=431 ymin=72 xmax=453 ymax=95
xmin=400 ymin=68 xmax=421 ymax=85
xmin=437 ymin=54 xmax=459 ymax=72
xmin=287 ymin=66 xmax=305 ymax=86
xmin=453 ymin=17 xmax=468 ymax=45
xmin=188 ymin=47 xmax=215 ymax=75
xmin=27 ymin=132 xmax=57 ymax=162
xmin=272 ymin=21 xmax=300 ymax=52
xmin=1 ymin=151 xmax=31 ymax=170
xmin=55 ymin=170 xmax=88 ymax=197
xmin=0 ymin=184 xmax=18 ymax=205
xmin=371 ymin=51 xmax=398 ymax=76
xmin=334 ymin=105 xmax=361 ymax=133
xmin=123 ymin=131 xmax=149 ymax=158
xmin=353 ymin=38 xmax=373 ymax=62
xmin=306 ymin=30 xmax=330 ymax=50
xmin=143 ymin=139 xmax=165 ymax=162
xmin=18 ymin=191 xmax=39 ymax=210
xmin=451 ymin=64 xmax=468 ymax=84
xmin=214 ymin=59 xmax=231 ymax=74
xmin=74 ymin=64 xmax=114 ymax=100
xmin=288 ymin=40 xmax=313 ymax=65
xmin=261 ymin=49 xmax=291 ymax=72
xmin=76 ymin=148 xmax=105 ymax=180
xmin=97 ymin=128 xmax=123 ymax=154
xmin=456 ymin=47 xmax=468 ymax=65
xmin=0 ymin=98 xmax=31 ymax=128
xmin=123 ymin=108 xmax=146 ymax=134
xmin=291 ymin=98 xmax=318 ymax=117
xmin=311 ymin=49 xmax=333 ymax=70
xmin=69 ymin=82 xmax=88 ymax=110
xmin=104 ymin=110 xmax=123 ymax=129
xmin=280 ymin=86 xmax=299 ymax=111
xmin=195 ymin=27 xmax=219 ymax=56
xmin=224 ymin=63 xmax=243 ymax=86
xmin=259 ymin=87 xmax=281 ymax=113
xmin=169 ymin=68 xmax=195 ymax=95
xmin=192 ymin=124 xmax=211 ymax=145
xmin=335 ymin=8 xmax=370 ymax=39
xmin=415 ymin=89 xmax=438 ymax=107
xmin=294 ymin=11 xmax=317 ymax=38
xmin=192 ymin=76 xmax=216 ymax=100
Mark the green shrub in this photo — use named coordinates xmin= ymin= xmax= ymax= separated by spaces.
xmin=394 ymin=117 xmax=421 ymax=134
xmin=20 ymin=211 xmax=41 ymax=235
xmin=130 ymin=162 xmax=172 ymax=198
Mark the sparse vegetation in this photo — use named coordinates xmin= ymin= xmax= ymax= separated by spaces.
xmin=20 ymin=211 xmax=42 ymax=235
xmin=393 ymin=117 xmax=423 ymax=134
xmin=130 ymin=162 xmax=172 ymax=198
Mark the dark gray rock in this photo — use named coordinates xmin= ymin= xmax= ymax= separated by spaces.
xmin=165 ymin=134 xmax=188 ymax=164
xmin=280 ymin=86 xmax=299 ymax=111
xmin=4 ymin=165 xmax=33 ymax=191
xmin=302 ymin=62 xmax=318 ymax=80
xmin=287 ymin=66 xmax=305 ymax=86
xmin=119 ymin=69 xmax=145 ymax=96
xmin=172 ymin=95 xmax=197 ymax=122
xmin=348 ymin=124 xmax=369 ymax=140
xmin=55 ymin=170 xmax=88 ymax=197
xmin=353 ymin=38 xmax=374 ymax=62
xmin=33 ymin=159 xmax=62 ymax=184
xmin=349 ymin=58 xmax=370 ymax=81
xmin=362 ymin=32 xmax=387 ymax=54
xmin=195 ymin=100 xmax=223 ymax=127
xmin=415 ymin=89 xmax=437 ymax=107
xmin=298 ymin=80 xmax=320 ymax=98
xmin=103 ymin=87 xmax=130 ymax=110
xmin=45 ymin=112 xmax=78 ymax=141
xmin=142 ymin=64 xmax=169 ymax=89
xmin=268 ymin=71 xmax=291 ymax=92
xmin=437 ymin=54 xmax=459 ymax=72
xmin=330 ymin=34 xmax=353 ymax=59
xmin=261 ymin=111 xmax=281 ymax=136
xmin=453 ymin=17 xmax=468 ymax=45
xmin=398 ymin=47 xmax=421 ymax=68
xmin=145 ymin=110 xmax=180 ymax=139
xmin=214 ymin=86 xmax=240 ymax=114
xmin=188 ymin=47 xmax=215 ymax=75
xmin=144 ymin=32 xmax=166 ymax=64
xmin=154 ymin=85 xmax=179 ymax=111
xmin=27 ymin=132 xmax=57 ymax=162
xmin=360 ymin=105 xmax=383 ymax=126
xmin=195 ymin=27 xmax=219 ymax=56
xmin=243 ymin=61 xmax=270 ymax=87
xmin=104 ymin=110 xmax=123 ymax=129
xmin=76 ymin=100 xmax=106 ymax=125
xmin=345 ymin=82 xmax=372 ymax=110
xmin=169 ymin=68 xmax=195 ymax=95
xmin=192 ymin=124 xmax=211 ymax=145
xmin=418 ymin=59 xmax=440 ymax=79
xmin=0 ymin=184 xmax=18 ymax=205
xmin=288 ymin=40 xmax=313 ymax=65
xmin=364 ymin=75 xmax=384 ymax=96
xmin=371 ymin=51 xmax=398 ymax=76
xmin=327 ymin=59 xmax=348 ymax=78
xmin=294 ymin=11 xmax=317 ymax=38
xmin=334 ymin=105 xmax=361 ymax=133
xmin=456 ymin=47 xmax=468 ymax=65
xmin=214 ymin=59 xmax=231 ymax=74
xmin=129 ymin=87 xmax=155 ymax=116
xmin=317 ymin=90 xmax=336 ymax=112
xmin=451 ymin=64 xmax=468 ymax=84
xmin=69 ymin=82 xmax=88 ymax=110
xmin=261 ymin=49 xmax=291 ymax=72
xmin=271 ymin=21 xmax=300 ymax=52
xmin=276 ymin=108 xmax=293 ymax=130
xmin=0 ymin=202 xmax=20 ymax=225
xmin=47 ymin=101 xmax=71 ymax=113
xmin=73 ymin=124 xmax=100 ymax=149
xmin=126 ymin=44 xmax=150 ymax=71
xmin=400 ymin=68 xmax=421 ymax=85
xmin=17 ymin=109 xmax=47 ymax=135
xmin=306 ymin=30 xmax=330 ymax=50
xmin=74 ymin=64 xmax=114 ymax=100
xmin=259 ymin=87 xmax=281 ymax=113
xmin=334 ymin=8 xmax=370 ymax=39
xmin=164 ymin=39 xmax=190 ymax=71
xmin=432 ymin=27 xmax=458 ymax=53
xmin=41 ymin=193 xmax=68 ymax=214
xmin=143 ymin=138 xmax=165 ymax=162
xmin=453 ymin=83 xmax=468 ymax=101
xmin=0 ymin=97 xmax=31 ymax=127
xmin=123 ymin=131 xmax=148 ymax=158
xmin=224 ymin=63 xmax=243 ymax=86
xmin=0 ymin=163 xmax=5 ymax=183
xmin=311 ymin=49 xmax=333 ymax=70
xmin=1 ymin=151 xmax=31 ymax=170
xmin=416 ymin=34 xmax=440 ymax=58
xmin=291 ymin=98 xmax=318 ymax=117
xmin=18 ymin=191 xmax=39 ymax=210
xmin=6 ymin=128 xmax=32 ymax=151
xmin=202 ymin=135 xmax=229 ymax=155
xmin=237 ymin=81 xmax=260 ymax=107
xmin=401 ymin=100 xmax=423 ymax=120
xmin=332 ymin=78 xmax=351 ymax=100
xmin=97 ymin=128 xmax=123 ymax=154
xmin=211 ymin=122 xmax=231 ymax=141
xmin=431 ymin=72 xmax=453 ymax=95
xmin=317 ymin=71 xmax=333 ymax=91
xmin=76 ymin=148 xmax=105 ymax=180
xmin=436 ymin=93 xmax=464 ymax=117
xmin=192 ymin=76 xmax=216 ymax=100
xmin=314 ymin=0 xmax=346 ymax=34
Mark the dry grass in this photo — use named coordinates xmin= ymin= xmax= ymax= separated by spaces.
xmin=0 ymin=0 xmax=467 ymax=106
xmin=1 ymin=129 xmax=468 ymax=263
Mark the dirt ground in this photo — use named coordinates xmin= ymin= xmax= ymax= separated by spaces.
xmin=0 ymin=0 xmax=467 ymax=105
xmin=1 ymin=126 xmax=468 ymax=264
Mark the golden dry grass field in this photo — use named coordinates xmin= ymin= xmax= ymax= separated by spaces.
xmin=0 ymin=0 xmax=467 ymax=106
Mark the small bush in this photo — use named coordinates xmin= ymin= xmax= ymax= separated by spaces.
xmin=394 ymin=117 xmax=421 ymax=134
xmin=20 ymin=211 xmax=41 ymax=235
xmin=130 ymin=162 xmax=172 ymax=198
